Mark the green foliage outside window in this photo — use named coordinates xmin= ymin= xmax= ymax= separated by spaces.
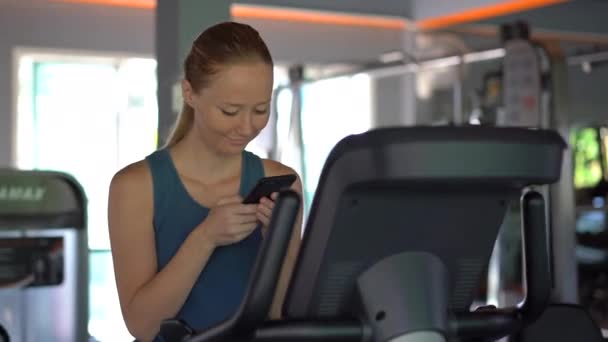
xmin=572 ymin=128 xmax=603 ymax=189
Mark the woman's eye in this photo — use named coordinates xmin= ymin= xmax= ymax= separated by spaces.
xmin=221 ymin=109 xmax=238 ymax=116
xmin=255 ymin=108 xmax=268 ymax=115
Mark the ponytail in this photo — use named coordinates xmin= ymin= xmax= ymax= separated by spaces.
xmin=164 ymin=103 xmax=195 ymax=148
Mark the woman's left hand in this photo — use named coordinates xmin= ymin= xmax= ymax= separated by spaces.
xmin=257 ymin=192 xmax=278 ymax=238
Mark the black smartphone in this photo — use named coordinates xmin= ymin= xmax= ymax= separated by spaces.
xmin=243 ymin=174 xmax=297 ymax=204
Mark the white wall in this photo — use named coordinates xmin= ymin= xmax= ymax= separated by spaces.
xmin=568 ymin=65 xmax=608 ymax=126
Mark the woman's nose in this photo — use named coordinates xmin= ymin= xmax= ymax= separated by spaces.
xmin=238 ymin=113 xmax=254 ymax=135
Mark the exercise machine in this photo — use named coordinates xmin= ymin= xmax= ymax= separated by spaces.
xmin=158 ymin=125 xmax=606 ymax=341
xmin=0 ymin=169 xmax=88 ymax=342
xmin=0 ymin=324 xmax=8 ymax=342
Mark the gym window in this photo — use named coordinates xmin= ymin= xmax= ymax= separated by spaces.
xmin=15 ymin=49 xmax=157 ymax=342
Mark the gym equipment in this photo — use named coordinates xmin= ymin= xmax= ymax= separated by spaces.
xmin=483 ymin=20 xmax=552 ymax=314
xmin=159 ymin=125 xmax=581 ymax=341
xmin=515 ymin=304 xmax=605 ymax=341
xmin=500 ymin=21 xmax=544 ymax=128
xmin=0 ymin=324 xmax=8 ymax=342
xmin=0 ymin=169 xmax=88 ymax=342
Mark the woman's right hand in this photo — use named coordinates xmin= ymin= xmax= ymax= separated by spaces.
xmin=199 ymin=195 xmax=259 ymax=247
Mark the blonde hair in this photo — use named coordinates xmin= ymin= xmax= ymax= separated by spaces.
xmin=164 ymin=103 xmax=195 ymax=148
xmin=163 ymin=21 xmax=273 ymax=148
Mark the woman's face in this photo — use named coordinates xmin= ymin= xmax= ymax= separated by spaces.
xmin=184 ymin=60 xmax=273 ymax=156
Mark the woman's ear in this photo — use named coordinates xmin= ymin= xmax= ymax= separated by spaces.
xmin=182 ymin=79 xmax=194 ymax=107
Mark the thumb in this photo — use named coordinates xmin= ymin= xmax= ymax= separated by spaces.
xmin=217 ymin=195 xmax=243 ymax=206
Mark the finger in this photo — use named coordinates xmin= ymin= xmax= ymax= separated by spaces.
xmin=234 ymin=222 xmax=259 ymax=235
xmin=231 ymin=214 xmax=258 ymax=225
xmin=233 ymin=204 xmax=259 ymax=215
xmin=259 ymin=197 xmax=275 ymax=208
xmin=270 ymin=192 xmax=279 ymax=200
xmin=257 ymin=211 xmax=269 ymax=227
xmin=233 ymin=228 xmax=257 ymax=243
xmin=257 ymin=203 xmax=273 ymax=218
xmin=217 ymin=195 xmax=243 ymax=205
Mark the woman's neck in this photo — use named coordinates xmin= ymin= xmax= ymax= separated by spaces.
xmin=170 ymin=132 xmax=241 ymax=184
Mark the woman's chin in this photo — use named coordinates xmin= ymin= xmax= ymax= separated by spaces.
xmin=218 ymin=142 xmax=247 ymax=156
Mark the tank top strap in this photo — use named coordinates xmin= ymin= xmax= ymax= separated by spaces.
xmin=240 ymin=150 xmax=266 ymax=196
xmin=145 ymin=149 xmax=174 ymax=231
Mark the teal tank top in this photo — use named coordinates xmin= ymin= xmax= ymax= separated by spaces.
xmin=145 ymin=149 xmax=265 ymax=340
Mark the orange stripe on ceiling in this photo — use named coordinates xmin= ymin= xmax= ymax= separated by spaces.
xmin=52 ymin=1 xmax=409 ymax=30
xmin=416 ymin=0 xmax=568 ymax=30
xmin=451 ymin=24 xmax=608 ymax=45
xmin=51 ymin=0 xmax=566 ymax=32
xmin=231 ymin=5 xmax=408 ymax=30
xmin=56 ymin=0 xmax=154 ymax=9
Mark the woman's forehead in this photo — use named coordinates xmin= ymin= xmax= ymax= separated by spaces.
xmin=204 ymin=62 xmax=273 ymax=102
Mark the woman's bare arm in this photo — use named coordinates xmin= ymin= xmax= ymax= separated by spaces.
xmin=108 ymin=161 xmax=216 ymax=341
xmin=262 ymin=160 xmax=304 ymax=319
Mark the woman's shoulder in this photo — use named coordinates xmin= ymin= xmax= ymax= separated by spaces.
xmin=242 ymin=150 xmax=294 ymax=178
xmin=261 ymin=158 xmax=294 ymax=176
xmin=261 ymin=158 xmax=303 ymax=192
xmin=109 ymin=158 xmax=153 ymax=202
xmin=111 ymin=148 xmax=166 ymax=190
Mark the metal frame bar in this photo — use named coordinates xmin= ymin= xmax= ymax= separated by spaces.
xmin=276 ymin=47 xmax=608 ymax=90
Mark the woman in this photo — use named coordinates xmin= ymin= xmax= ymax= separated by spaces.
xmin=107 ymin=22 xmax=303 ymax=342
